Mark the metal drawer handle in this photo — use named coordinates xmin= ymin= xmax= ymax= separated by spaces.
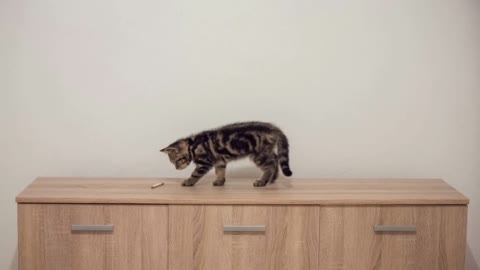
xmin=71 ymin=225 xmax=114 ymax=232
xmin=374 ymin=225 xmax=416 ymax=232
xmin=223 ymin=225 xmax=266 ymax=232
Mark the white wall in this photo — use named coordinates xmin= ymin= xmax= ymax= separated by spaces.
xmin=1 ymin=0 xmax=480 ymax=269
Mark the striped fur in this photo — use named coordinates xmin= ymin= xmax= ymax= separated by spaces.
xmin=160 ymin=122 xmax=292 ymax=187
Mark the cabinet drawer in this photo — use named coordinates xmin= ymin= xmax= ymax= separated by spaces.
xmin=18 ymin=204 xmax=168 ymax=270
xmin=319 ymin=206 xmax=467 ymax=270
xmin=168 ymin=205 xmax=320 ymax=270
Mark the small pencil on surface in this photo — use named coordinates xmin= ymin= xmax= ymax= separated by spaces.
xmin=151 ymin=182 xmax=164 ymax=189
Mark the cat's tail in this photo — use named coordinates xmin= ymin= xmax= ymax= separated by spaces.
xmin=276 ymin=131 xmax=292 ymax=177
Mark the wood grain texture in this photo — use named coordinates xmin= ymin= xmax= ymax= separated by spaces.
xmin=18 ymin=204 xmax=45 ymax=270
xmin=168 ymin=205 xmax=320 ymax=270
xmin=318 ymin=206 xmax=467 ymax=270
xmin=380 ymin=207 xmax=416 ymax=270
xmin=18 ymin=204 xmax=168 ymax=270
xmin=111 ymin=205 xmax=168 ymax=270
xmin=414 ymin=206 xmax=468 ymax=270
xmin=16 ymin=177 xmax=469 ymax=205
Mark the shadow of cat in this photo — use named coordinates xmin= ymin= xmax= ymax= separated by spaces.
xmin=225 ymin=166 xmax=262 ymax=178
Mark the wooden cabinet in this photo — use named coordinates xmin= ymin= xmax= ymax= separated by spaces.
xmin=168 ymin=205 xmax=320 ymax=270
xmin=319 ymin=206 xmax=467 ymax=270
xmin=17 ymin=177 xmax=469 ymax=270
xmin=18 ymin=204 xmax=168 ymax=270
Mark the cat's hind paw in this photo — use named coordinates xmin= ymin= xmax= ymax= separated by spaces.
xmin=213 ymin=179 xmax=225 ymax=186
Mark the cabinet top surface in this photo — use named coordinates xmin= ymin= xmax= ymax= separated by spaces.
xmin=16 ymin=177 xmax=469 ymax=205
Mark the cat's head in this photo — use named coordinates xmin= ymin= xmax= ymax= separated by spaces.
xmin=160 ymin=139 xmax=191 ymax=170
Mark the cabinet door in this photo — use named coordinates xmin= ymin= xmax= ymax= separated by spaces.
xmin=18 ymin=204 xmax=168 ymax=270
xmin=168 ymin=205 xmax=320 ymax=270
xmin=319 ymin=206 xmax=467 ymax=270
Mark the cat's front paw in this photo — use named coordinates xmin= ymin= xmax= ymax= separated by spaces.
xmin=253 ymin=179 xmax=267 ymax=187
xmin=182 ymin=179 xmax=195 ymax=186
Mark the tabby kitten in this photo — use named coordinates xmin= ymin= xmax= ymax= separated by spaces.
xmin=160 ymin=122 xmax=292 ymax=187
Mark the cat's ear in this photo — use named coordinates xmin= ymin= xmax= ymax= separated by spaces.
xmin=160 ymin=146 xmax=176 ymax=153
